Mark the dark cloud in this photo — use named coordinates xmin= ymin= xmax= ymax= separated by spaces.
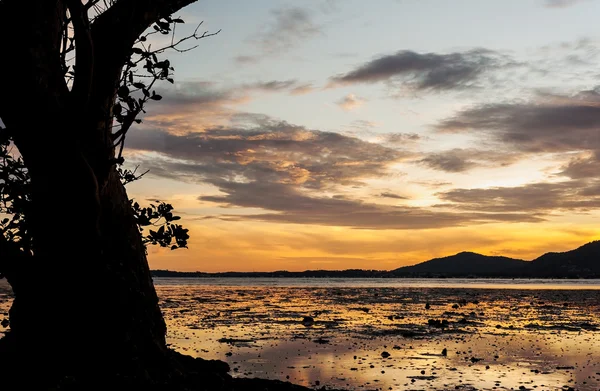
xmin=559 ymin=152 xmax=600 ymax=179
xmin=419 ymin=151 xmax=476 ymax=173
xmin=437 ymin=180 xmax=600 ymax=213
xmin=196 ymin=180 xmax=541 ymax=229
xmin=544 ymin=0 xmax=588 ymax=8
xmin=417 ymin=148 xmax=520 ymax=173
xmin=236 ymin=6 xmax=321 ymax=63
xmin=329 ymin=49 xmax=516 ymax=92
xmin=436 ymin=88 xmax=600 ymax=153
xmin=383 ymin=133 xmax=421 ymax=144
xmin=379 ymin=192 xmax=409 ymax=200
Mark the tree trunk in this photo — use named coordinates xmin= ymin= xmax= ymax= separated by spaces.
xmin=0 ymin=140 xmax=174 ymax=384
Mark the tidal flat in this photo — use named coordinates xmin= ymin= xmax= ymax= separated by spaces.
xmin=2 ymin=279 xmax=600 ymax=390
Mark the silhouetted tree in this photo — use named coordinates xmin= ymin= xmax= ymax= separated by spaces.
xmin=0 ymin=1 xmax=226 ymax=388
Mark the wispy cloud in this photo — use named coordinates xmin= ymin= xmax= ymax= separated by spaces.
xmin=336 ymin=93 xmax=366 ymax=111
xmin=243 ymin=80 xmax=315 ymax=95
xmin=236 ymin=6 xmax=321 ymax=63
xmin=380 ymin=133 xmax=421 ymax=146
xmin=544 ymin=0 xmax=589 ymax=8
xmin=380 ymin=192 xmax=409 ymax=200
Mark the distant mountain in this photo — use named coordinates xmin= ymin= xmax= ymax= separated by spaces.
xmin=151 ymin=241 xmax=600 ymax=279
xmin=390 ymin=252 xmax=527 ymax=277
xmin=527 ymin=240 xmax=600 ymax=277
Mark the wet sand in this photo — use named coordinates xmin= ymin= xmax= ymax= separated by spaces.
xmin=1 ymin=280 xmax=600 ymax=390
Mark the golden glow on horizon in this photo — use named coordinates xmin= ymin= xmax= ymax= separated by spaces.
xmin=146 ymin=217 xmax=600 ymax=272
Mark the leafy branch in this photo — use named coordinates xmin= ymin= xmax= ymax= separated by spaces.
xmin=111 ymin=16 xmax=220 ymax=162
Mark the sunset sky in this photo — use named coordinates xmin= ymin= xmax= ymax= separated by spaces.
xmin=125 ymin=0 xmax=600 ymax=272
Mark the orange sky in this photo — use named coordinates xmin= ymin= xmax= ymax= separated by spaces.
xmin=124 ymin=1 xmax=600 ymax=271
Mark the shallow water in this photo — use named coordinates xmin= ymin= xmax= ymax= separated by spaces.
xmin=2 ymin=278 xmax=600 ymax=390
xmin=154 ymin=277 xmax=600 ymax=290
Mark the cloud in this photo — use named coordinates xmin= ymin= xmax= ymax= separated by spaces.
xmin=436 ymin=88 xmax=600 ymax=153
xmin=244 ymin=80 xmax=315 ymax=95
xmin=382 ymin=133 xmax=421 ymax=144
xmin=127 ymin=110 xmax=543 ymax=229
xmin=380 ymin=192 xmax=409 ymax=200
xmin=417 ymin=148 xmax=520 ymax=173
xmin=196 ymin=180 xmax=541 ymax=229
xmin=336 ymin=94 xmax=366 ymax=111
xmin=544 ymin=0 xmax=588 ymax=8
xmin=246 ymin=80 xmax=298 ymax=92
xmin=234 ymin=55 xmax=259 ymax=64
xmin=437 ymin=179 xmax=600 ymax=214
xmin=236 ymin=6 xmax=321 ymax=63
xmin=140 ymin=82 xmax=251 ymax=133
xmin=289 ymin=84 xmax=315 ymax=95
xmin=128 ymin=114 xmax=407 ymax=190
xmin=559 ymin=151 xmax=600 ymax=179
xmin=142 ymin=80 xmax=316 ymax=133
xmin=419 ymin=150 xmax=477 ymax=173
xmin=329 ymin=49 xmax=517 ymax=92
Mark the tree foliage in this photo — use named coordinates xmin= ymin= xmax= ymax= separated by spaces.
xmin=0 ymin=1 xmax=221 ymax=263
xmin=0 ymin=130 xmax=189 ymax=258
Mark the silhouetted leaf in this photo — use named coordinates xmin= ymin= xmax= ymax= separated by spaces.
xmin=117 ymin=85 xmax=129 ymax=98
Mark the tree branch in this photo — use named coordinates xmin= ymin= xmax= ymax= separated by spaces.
xmin=66 ymin=0 xmax=94 ymax=110
xmin=0 ymin=0 xmax=70 ymax=157
xmin=79 ymin=0 xmax=199 ymax=186
xmin=91 ymin=0 xmax=200 ymax=63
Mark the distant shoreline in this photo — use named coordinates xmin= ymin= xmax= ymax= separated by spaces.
xmin=151 ymin=270 xmax=600 ymax=279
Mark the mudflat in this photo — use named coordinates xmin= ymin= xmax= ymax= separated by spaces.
xmin=2 ymin=280 xmax=599 ymax=390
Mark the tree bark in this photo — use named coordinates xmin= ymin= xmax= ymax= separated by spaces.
xmin=0 ymin=136 xmax=170 ymax=381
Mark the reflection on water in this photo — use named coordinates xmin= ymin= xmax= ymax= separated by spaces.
xmin=1 ymin=278 xmax=600 ymax=390
xmin=160 ymin=281 xmax=600 ymax=390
